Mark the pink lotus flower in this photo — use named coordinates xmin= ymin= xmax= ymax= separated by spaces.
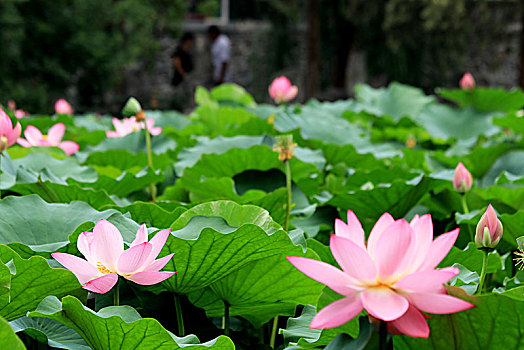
xmin=460 ymin=73 xmax=475 ymax=90
xmin=7 ymin=100 xmax=16 ymax=111
xmin=55 ymin=99 xmax=74 ymax=115
xmin=52 ymin=219 xmax=176 ymax=294
xmin=453 ymin=162 xmax=473 ymax=193
xmin=106 ymin=117 xmax=162 ymax=138
xmin=475 ymin=204 xmax=503 ymax=249
xmin=0 ymin=109 xmax=22 ymax=153
xmin=14 ymin=109 xmax=28 ymax=119
xmin=287 ymin=211 xmax=474 ymax=338
xmin=269 ymin=76 xmax=298 ymax=104
xmin=17 ymin=123 xmax=79 ymax=155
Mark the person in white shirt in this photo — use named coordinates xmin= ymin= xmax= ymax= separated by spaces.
xmin=208 ymin=25 xmax=231 ymax=85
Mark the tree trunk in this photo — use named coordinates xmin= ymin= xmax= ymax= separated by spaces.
xmin=307 ymin=0 xmax=320 ymax=99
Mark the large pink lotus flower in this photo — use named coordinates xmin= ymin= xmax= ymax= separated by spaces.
xmin=0 ymin=109 xmax=22 ymax=153
xmin=269 ymin=76 xmax=298 ymax=104
xmin=55 ymin=99 xmax=74 ymax=115
xmin=52 ymin=219 xmax=176 ymax=294
xmin=106 ymin=117 xmax=162 ymax=138
xmin=453 ymin=162 xmax=473 ymax=193
xmin=17 ymin=123 xmax=79 ymax=155
xmin=287 ymin=211 xmax=474 ymax=338
xmin=459 ymin=73 xmax=475 ymax=90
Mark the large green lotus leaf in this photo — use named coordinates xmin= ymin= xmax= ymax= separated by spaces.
xmin=69 ymin=166 xmax=163 ymax=198
xmin=107 ymin=202 xmax=186 ymax=229
xmin=71 ymin=114 xmax=113 ymax=131
xmin=326 ymin=175 xmax=439 ymax=232
xmin=160 ymin=201 xmax=292 ymax=294
xmin=0 ymin=152 xmax=17 ymax=189
xmin=29 ymin=296 xmax=235 ymax=349
xmin=439 ymin=243 xmax=502 ymax=276
xmin=0 ymin=262 xmax=10 ymax=299
xmin=0 ymin=245 xmax=86 ymax=321
xmin=175 ymin=135 xmax=268 ymax=175
xmin=17 ymin=115 xmax=75 ymax=130
xmin=416 ymin=105 xmax=500 ymax=141
xmin=471 ymin=185 xmax=524 ymax=211
xmin=479 ymin=150 xmax=524 ymax=187
xmin=84 ymin=131 xmax=176 ymax=154
xmin=247 ymin=104 xmax=281 ymax=120
xmin=494 ymin=114 xmax=524 ymax=134
xmin=0 ymin=195 xmax=139 ymax=253
xmin=10 ymin=181 xmax=116 ymax=210
xmin=321 ymin=144 xmax=385 ymax=171
xmin=81 ymin=149 xmax=172 ymax=172
xmin=437 ymin=87 xmax=524 ymax=112
xmin=187 ymin=247 xmax=323 ymax=327
xmin=10 ymin=316 xmax=90 ymax=350
xmin=394 ymin=293 xmax=524 ymax=349
xmin=143 ymin=110 xmax=192 ymax=129
xmin=209 ymin=83 xmax=257 ymax=107
xmin=354 ymin=82 xmax=435 ymax=121
xmin=0 ymin=316 xmax=25 ymax=349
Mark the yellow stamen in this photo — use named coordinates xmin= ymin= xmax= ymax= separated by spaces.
xmin=514 ymin=249 xmax=524 ymax=270
xmin=96 ymin=262 xmax=112 ymax=274
xmin=42 ymin=135 xmax=48 ymax=140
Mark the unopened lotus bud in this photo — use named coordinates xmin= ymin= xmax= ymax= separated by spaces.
xmin=453 ymin=162 xmax=473 ymax=193
xmin=475 ymin=204 xmax=503 ymax=249
xmin=0 ymin=135 xmax=7 ymax=153
xmin=122 ymin=97 xmax=143 ymax=118
xmin=460 ymin=73 xmax=475 ymax=90
xmin=273 ymin=135 xmax=296 ymax=162
xmin=7 ymin=100 xmax=15 ymax=110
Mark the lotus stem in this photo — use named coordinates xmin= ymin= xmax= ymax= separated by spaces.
xmin=284 ymin=160 xmax=292 ymax=232
xmin=379 ymin=320 xmax=388 ymax=350
xmin=174 ymin=294 xmax=185 ymax=336
xmin=113 ymin=281 xmax=119 ymax=306
xmin=477 ymin=248 xmax=489 ymax=295
xmin=270 ymin=316 xmax=279 ymax=348
xmin=461 ymin=195 xmax=473 ymax=241
xmin=144 ymin=128 xmax=157 ymax=201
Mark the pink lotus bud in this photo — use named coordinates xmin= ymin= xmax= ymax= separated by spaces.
xmin=7 ymin=100 xmax=16 ymax=110
xmin=453 ymin=162 xmax=473 ymax=193
xmin=14 ymin=110 xmax=27 ymax=119
xmin=54 ymin=99 xmax=74 ymax=115
xmin=475 ymin=204 xmax=503 ymax=249
xmin=269 ymin=76 xmax=298 ymax=104
xmin=0 ymin=109 xmax=22 ymax=153
xmin=460 ymin=73 xmax=475 ymax=90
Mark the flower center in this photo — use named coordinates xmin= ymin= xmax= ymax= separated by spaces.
xmin=42 ymin=135 xmax=48 ymax=140
xmin=97 ymin=262 xmax=112 ymax=274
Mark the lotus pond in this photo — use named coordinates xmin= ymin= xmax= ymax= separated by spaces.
xmin=1 ymin=82 xmax=524 ymax=349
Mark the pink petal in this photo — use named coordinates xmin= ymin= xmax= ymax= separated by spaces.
xmin=131 ymin=224 xmax=149 ymax=247
xmin=17 ymin=138 xmax=32 ymax=148
xmin=59 ymin=141 xmax=79 ymax=155
xmin=142 ymin=253 xmax=175 ymax=272
xmin=373 ymin=220 xmax=413 ymax=282
xmin=7 ymin=122 xmax=22 ymax=146
xmin=408 ymin=215 xmax=434 ymax=272
xmin=330 ymin=235 xmax=376 ymax=283
xmin=147 ymin=229 xmax=171 ymax=262
xmin=83 ymin=273 xmax=118 ymax=294
xmin=149 ymin=126 xmax=162 ymax=136
xmin=125 ymin=271 xmax=176 ymax=285
xmin=91 ymin=219 xmax=124 ymax=272
xmin=310 ymin=294 xmax=363 ymax=329
xmin=117 ymin=242 xmax=153 ymax=275
xmin=334 ymin=210 xmax=365 ymax=249
xmin=367 ymin=212 xmax=395 ymax=257
xmin=361 ymin=287 xmax=409 ymax=321
xmin=287 ymin=256 xmax=360 ymax=296
xmin=24 ymin=125 xmax=43 ymax=146
xmin=77 ymin=231 xmax=96 ymax=264
xmin=284 ymin=86 xmax=298 ymax=101
xmin=106 ymin=131 xmax=120 ymax=138
xmin=112 ymin=118 xmax=126 ymax=136
xmin=47 ymin=123 xmax=65 ymax=145
xmin=407 ymin=292 xmax=475 ymax=314
xmin=394 ymin=267 xmax=459 ymax=293
xmin=0 ymin=110 xmax=9 ymax=133
xmin=388 ymin=305 xmax=430 ymax=338
xmin=418 ymin=229 xmax=459 ymax=271
xmin=51 ymin=252 xmax=101 ymax=285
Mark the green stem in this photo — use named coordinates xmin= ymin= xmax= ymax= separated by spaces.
xmin=174 ymin=294 xmax=185 ymax=336
xmin=477 ymin=249 xmax=489 ymax=295
xmin=270 ymin=316 xmax=279 ymax=348
xmin=144 ymin=128 xmax=156 ymax=201
xmin=284 ymin=160 xmax=292 ymax=232
xmin=379 ymin=320 xmax=388 ymax=350
xmin=223 ymin=302 xmax=230 ymax=336
xmin=461 ymin=195 xmax=473 ymax=241
xmin=113 ymin=281 xmax=119 ymax=306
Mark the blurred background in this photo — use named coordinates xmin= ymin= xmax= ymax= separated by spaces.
xmin=1 ymin=0 xmax=523 ymax=114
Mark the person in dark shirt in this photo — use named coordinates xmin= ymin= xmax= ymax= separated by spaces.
xmin=171 ymin=33 xmax=194 ymax=86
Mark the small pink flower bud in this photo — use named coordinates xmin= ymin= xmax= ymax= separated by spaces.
xmin=460 ymin=73 xmax=475 ymax=90
xmin=453 ymin=162 xmax=473 ymax=193
xmin=269 ymin=76 xmax=298 ymax=104
xmin=7 ymin=100 xmax=16 ymax=110
xmin=54 ymin=99 xmax=74 ymax=115
xmin=475 ymin=204 xmax=503 ymax=249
